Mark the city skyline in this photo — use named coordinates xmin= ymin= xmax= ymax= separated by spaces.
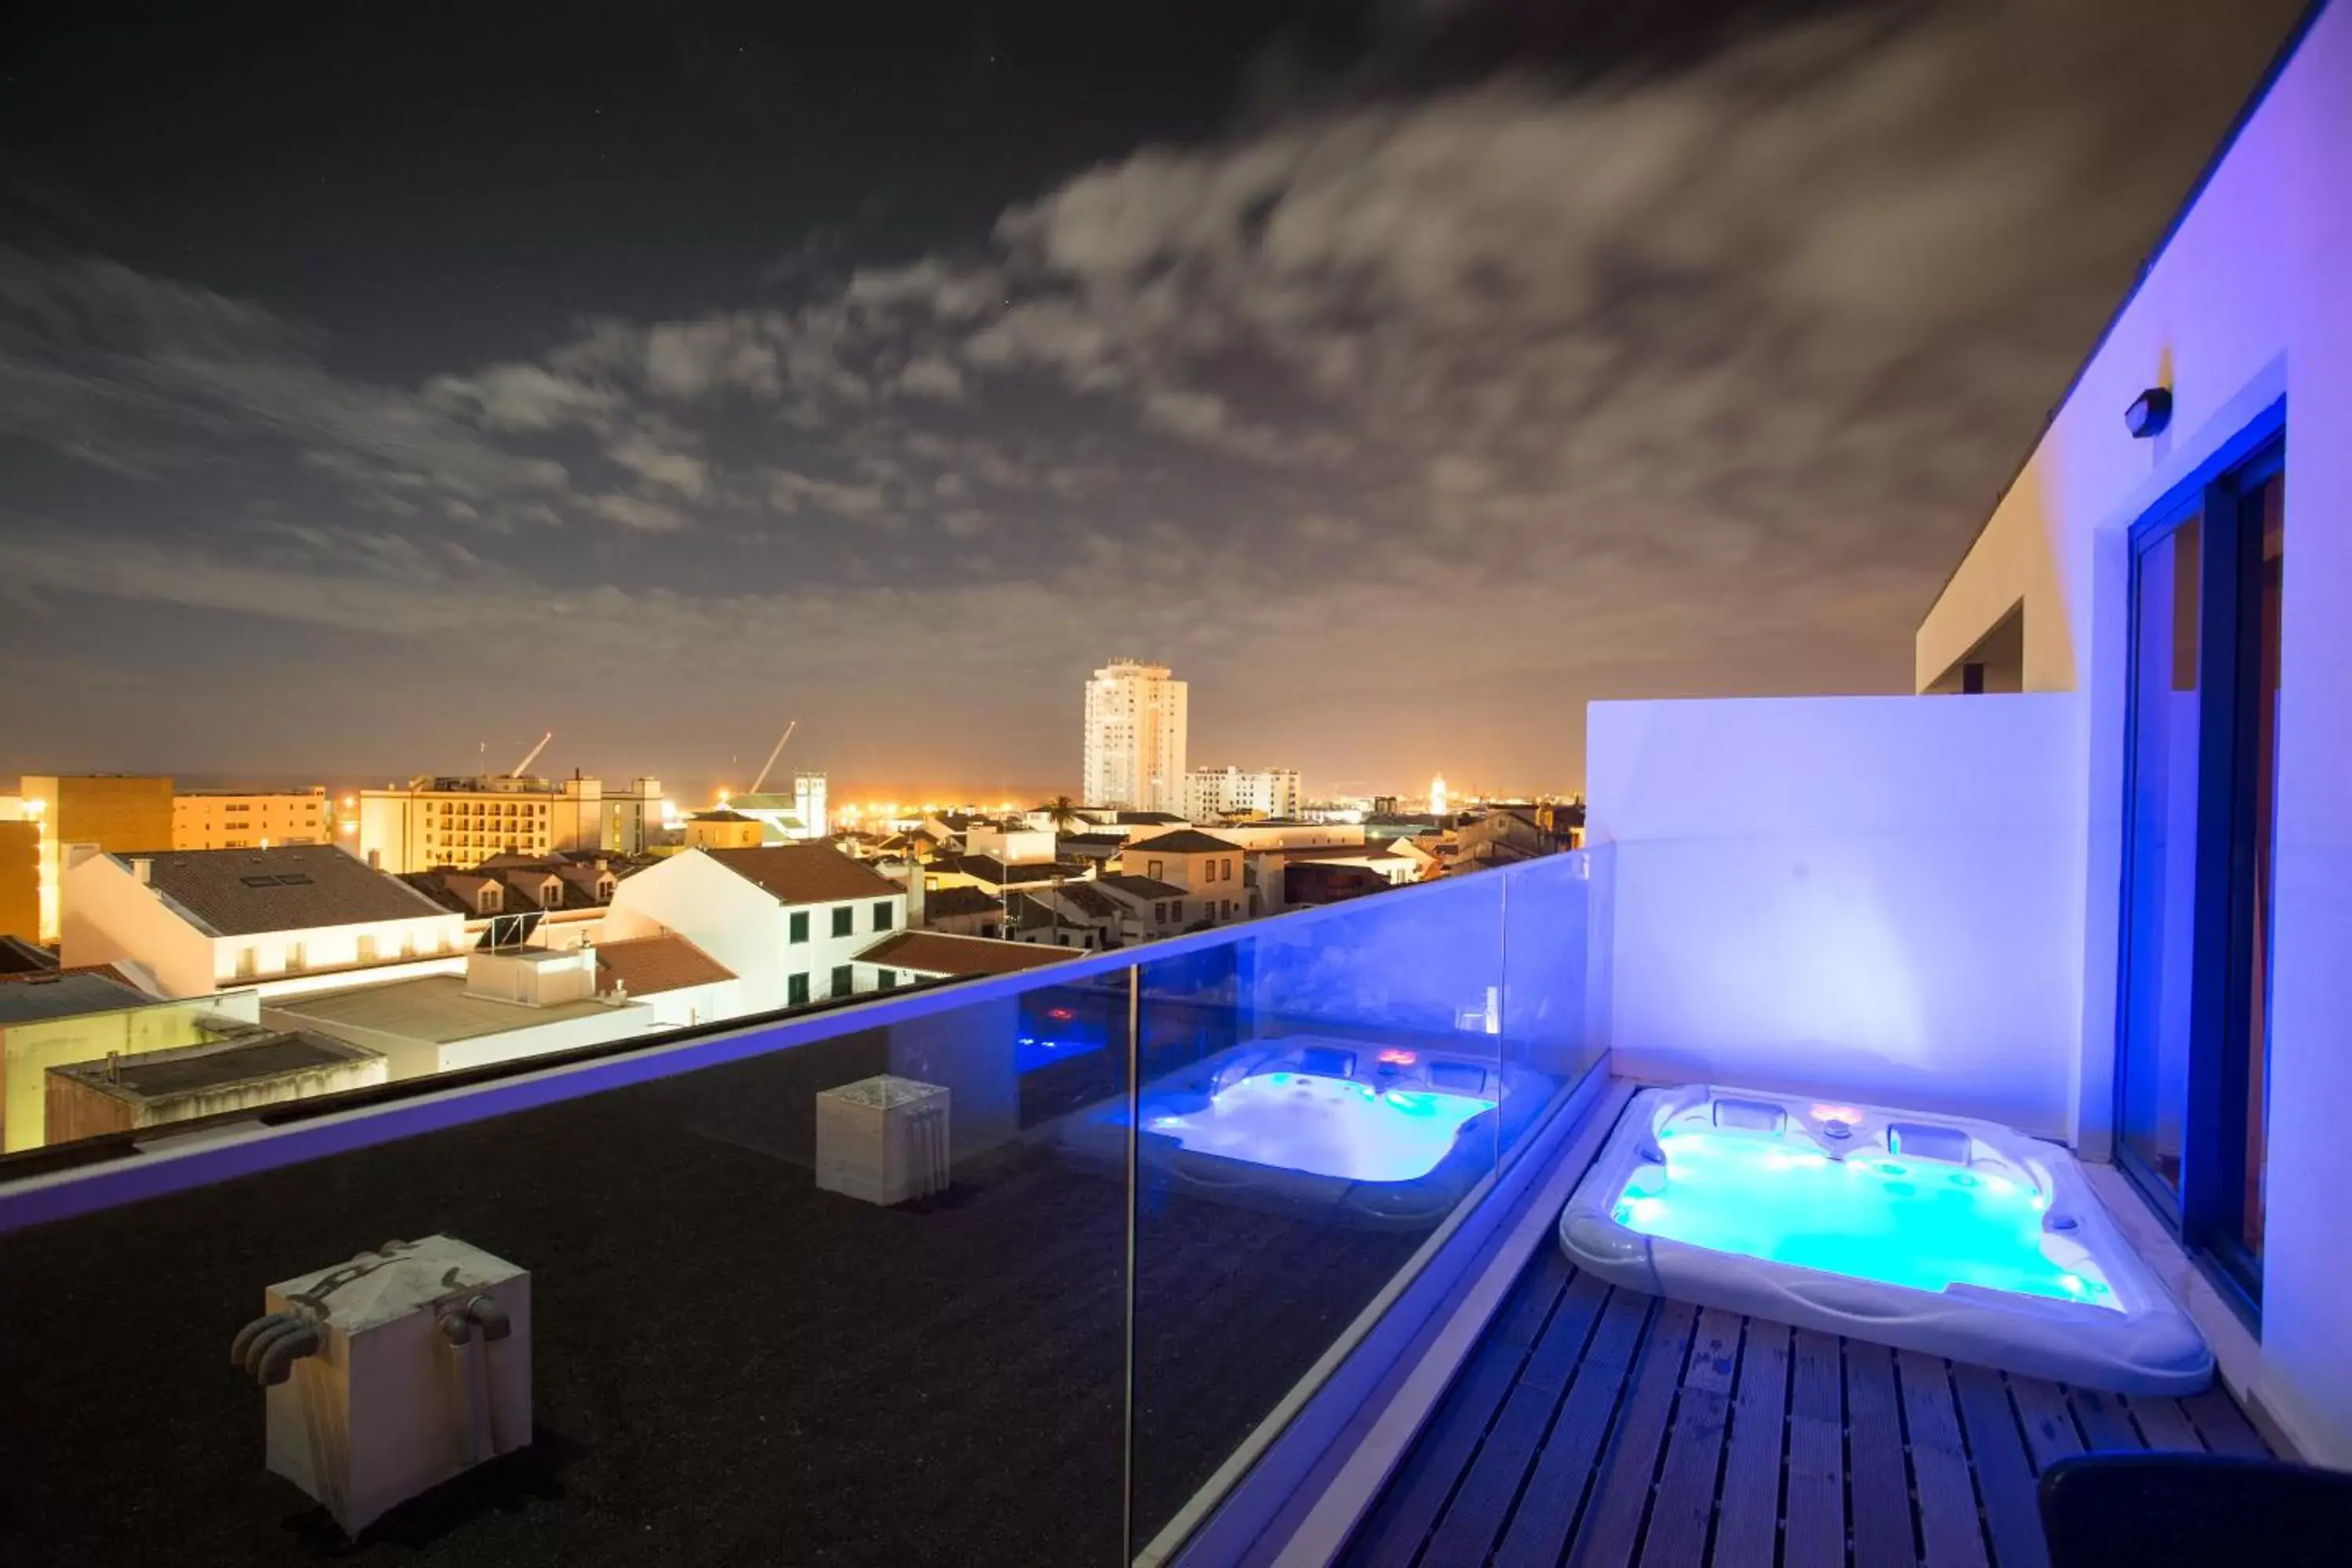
xmin=0 ymin=2 xmax=2304 ymax=788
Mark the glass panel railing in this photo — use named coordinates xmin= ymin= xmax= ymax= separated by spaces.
xmin=1500 ymin=850 xmax=1603 ymax=1173
xmin=0 ymin=966 xmax=1132 ymax=1568
xmin=0 ymin=855 xmax=1596 ymax=1566
xmin=1124 ymin=870 xmax=1513 ymax=1555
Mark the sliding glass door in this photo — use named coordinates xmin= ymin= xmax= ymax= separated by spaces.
xmin=2116 ymin=417 xmax=2283 ymax=1312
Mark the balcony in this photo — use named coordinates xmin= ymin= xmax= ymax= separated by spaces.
xmin=0 ymin=806 xmax=2293 ymax=1566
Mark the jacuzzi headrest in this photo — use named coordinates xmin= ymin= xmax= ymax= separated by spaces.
xmin=1886 ymin=1121 xmax=1973 ymax=1165
xmin=1712 ymin=1098 xmax=1788 ymax=1134
xmin=1428 ymin=1060 xmax=1487 ymax=1095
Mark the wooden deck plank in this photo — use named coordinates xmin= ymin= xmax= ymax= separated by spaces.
xmin=1950 ymin=1367 xmax=2046 ymax=1568
xmin=1424 ymin=1378 xmax=1568 ymax=1567
xmin=1521 ymin=1272 xmax=1613 ymax=1395
xmin=1348 ymin=1334 xmax=1532 ymax=1568
xmin=1423 ymin=1276 xmax=1610 ymax=1567
xmin=1496 ymin=1250 xmax=1576 ymax=1348
xmin=1711 ymin=1321 xmax=1791 ymax=1568
xmin=1782 ymin=1329 xmax=1846 ymax=1568
xmin=2181 ymin=1387 xmax=2270 ymax=1458
xmin=2005 ymin=1378 xmax=2085 ymax=1473
xmin=1346 ymin=1243 xmax=2278 ymax=1568
xmin=1569 ymin=1298 xmax=1699 ymax=1568
xmin=2122 ymin=1395 xmax=2203 ymax=1452
xmin=2063 ymin=1387 xmax=2141 ymax=1452
xmin=1844 ymin=1340 xmax=1918 ymax=1568
xmin=1639 ymin=1386 xmax=1729 ymax=1568
xmin=1790 ymin=1328 xmax=1842 ymax=1421
xmin=1897 ymin=1352 xmax=1988 ymax=1568
xmin=1492 ymin=1290 xmax=1652 ymax=1568
xmin=1685 ymin=1308 xmax=1744 ymax=1394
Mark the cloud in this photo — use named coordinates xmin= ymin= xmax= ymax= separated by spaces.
xmin=426 ymin=362 xmax=615 ymax=430
xmin=893 ymin=354 xmax=966 ymax=401
xmin=608 ymin=430 xmax=710 ymax=496
xmin=764 ymin=467 xmax=888 ymax=519
xmin=590 ymin=492 xmax=691 ymax=532
xmin=1 ymin=0 xmax=2304 ymax=784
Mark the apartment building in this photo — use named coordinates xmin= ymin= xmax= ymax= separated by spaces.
xmin=1182 ymin=765 xmax=1303 ymax=821
xmin=1081 ymin=659 xmax=1187 ymax=814
xmin=172 ymin=788 xmax=329 ymax=850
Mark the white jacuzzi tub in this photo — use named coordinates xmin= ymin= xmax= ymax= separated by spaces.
xmin=1558 ymin=1084 xmax=2211 ymax=1395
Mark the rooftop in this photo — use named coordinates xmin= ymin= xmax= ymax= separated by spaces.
xmin=591 ymin=934 xmax=735 ymax=997
xmin=0 ymin=970 xmax=154 ymax=1025
xmin=854 ymin=929 xmax=1074 ymax=977
xmin=1123 ymin=829 xmax=1244 ymax=855
xmin=49 ymin=1030 xmax=379 ymax=1104
xmin=1092 ymin=873 xmax=1189 ymax=902
xmin=125 ymin=844 xmax=451 ymax=938
xmin=700 ymin=844 xmax=904 ymax=905
xmin=920 ymin=884 xmax=1003 ymax=920
xmin=269 ymin=973 xmax=630 ymax=1044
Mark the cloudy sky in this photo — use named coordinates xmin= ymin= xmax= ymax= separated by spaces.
xmin=0 ymin=0 xmax=2302 ymax=797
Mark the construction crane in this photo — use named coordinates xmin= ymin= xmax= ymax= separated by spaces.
xmin=748 ymin=721 xmax=798 ymax=797
xmin=510 ymin=731 xmax=553 ymax=778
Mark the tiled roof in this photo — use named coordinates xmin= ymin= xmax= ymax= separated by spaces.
xmin=0 ymin=970 xmax=153 ymax=1025
xmin=927 ymin=854 xmax=1078 ymax=887
xmin=1036 ymin=883 xmax=1123 ymax=920
xmin=1092 ymin=873 xmax=1189 ymax=902
xmin=1123 ymin=829 xmax=1241 ymax=855
xmin=131 ymin=845 xmax=451 ymax=938
xmin=921 ymin=885 xmax=1002 ymax=920
xmin=701 ymin=845 xmax=904 ymax=906
xmin=593 ymin=933 xmax=736 ymax=997
xmin=854 ymin=931 xmax=1073 ymax=978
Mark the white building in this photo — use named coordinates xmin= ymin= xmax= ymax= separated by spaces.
xmin=172 ymin=789 xmax=330 ymax=850
xmin=1586 ymin=9 xmax=2352 ymax=1465
xmin=601 ymin=845 xmax=908 ymax=1014
xmin=1082 ymin=659 xmax=1187 ymax=814
xmin=61 ymin=844 xmax=468 ymax=999
xmin=1182 ymin=766 xmax=1302 ymax=821
xmin=265 ymin=947 xmax=656 ymax=1080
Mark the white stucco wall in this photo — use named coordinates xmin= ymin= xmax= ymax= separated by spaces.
xmin=1588 ymin=695 xmax=2087 ymax=1141
xmin=59 ymin=855 xmax=464 ymax=998
xmin=602 ymin=849 xmax=905 ymax=1014
xmin=1915 ymin=5 xmax=2352 ymax=1465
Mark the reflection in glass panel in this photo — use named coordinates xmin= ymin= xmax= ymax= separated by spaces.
xmin=2120 ymin=514 xmax=2200 ymax=1196
xmin=2243 ymin=470 xmax=2285 ymax=1259
xmin=1122 ymin=871 xmax=1525 ymax=1553
xmin=0 ymin=975 xmax=1134 ymax=1568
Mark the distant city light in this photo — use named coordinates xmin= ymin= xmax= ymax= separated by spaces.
xmin=1429 ymin=774 xmax=1449 ymax=815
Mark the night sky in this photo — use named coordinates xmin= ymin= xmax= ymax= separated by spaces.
xmin=0 ymin=1 xmax=2303 ymax=797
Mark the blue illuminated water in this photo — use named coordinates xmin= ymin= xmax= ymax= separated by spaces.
xmin=1613 ymin=1126 xmax=2118 ymax=1310
xmin=1144 ymin=1070 xmax=1492 ymax=1183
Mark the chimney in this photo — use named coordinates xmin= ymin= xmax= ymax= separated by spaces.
xmin=131 ymin=857 xmax=152 ymax=885
xmin=902 ymin=867 xmax=926 ymax=929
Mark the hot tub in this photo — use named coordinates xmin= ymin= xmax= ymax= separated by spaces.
xmin=1558 ymin=1085 xmax=2211 ymax=1395
xmin=1061 ymin=1036 xmax=1552 ymax=1227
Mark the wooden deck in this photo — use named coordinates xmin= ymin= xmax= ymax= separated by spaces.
xmin=1340 ymin=1247 xmax=2268 ymax=1568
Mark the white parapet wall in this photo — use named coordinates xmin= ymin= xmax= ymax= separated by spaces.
xmin=1587 ymin=692 xmax=2088 ymax=1142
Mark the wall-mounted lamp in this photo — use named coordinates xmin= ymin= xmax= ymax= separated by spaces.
xmin=2125 ymin=386 xmax=2172 ymax=438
